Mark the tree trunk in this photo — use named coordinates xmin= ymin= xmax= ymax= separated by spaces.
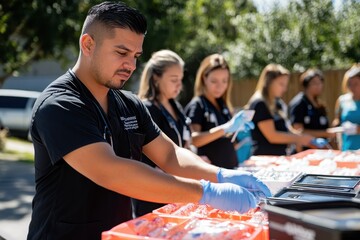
xmin=0 ymin=73 xmax=12 ymax=88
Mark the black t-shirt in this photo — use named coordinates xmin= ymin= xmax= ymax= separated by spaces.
xmin=249 ymin=97 xmax=288 ymax=156
xmin=133 ymin=99 xmax=191 ymax=217
xmin=184 ymin=96 xmax=238 ymax=169
xmin=289 ymin=92 xmax=329 ymax=130
xmin=27 ymin=71 xmax=160 ymax=240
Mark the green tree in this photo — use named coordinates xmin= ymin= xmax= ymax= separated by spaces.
xmin=226 ymin=0 xmax=359 ymax=79
xmin=0 ymin=0 xmax=91 ymax=86
xmin=126 ymin=0 xmax=257 ymax=102
xmin=337 ymin=0 xmax=360 ymax=63
xmin=174 ymin=0 xmax=257 ymax=104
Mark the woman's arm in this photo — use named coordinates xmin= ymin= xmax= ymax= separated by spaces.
xmin=258 ymin=119 xmax=313 ymax=146
xmin=332 ymin=98 xmax=341 ymax=127
xmin=292 ymin=122 xmax=336 ymax=139
xmin=189 ymin=123 xmax=227 ymax=147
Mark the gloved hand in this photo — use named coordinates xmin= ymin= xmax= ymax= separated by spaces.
xmin=221 ymin=111 xmax=254 ymax=134
xmin=342 ymin=121 xmax=358 ymax=135
xmin=310 ymin=138 xmax=329 ymax=148
xmin=217 ymin=168 xmax=272 ymax=201
xmin=199 ymin=180 xmax=257 ymax=213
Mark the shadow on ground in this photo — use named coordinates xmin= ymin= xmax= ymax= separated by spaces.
xmin=0 ymin=160 xmax=35 ymax=220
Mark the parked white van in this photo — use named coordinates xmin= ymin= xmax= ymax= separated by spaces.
xmin=0 ymin=89 xmax=41 ymax=138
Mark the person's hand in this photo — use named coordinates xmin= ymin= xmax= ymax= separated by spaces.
xmin=310 ymin=138 xmax=329 ymax=148
xmin=217 ymin=168 xmax=272 ymax=200
xmin=298 ymin=134 xmax=314 ymax=147
xmin=342 ymin=121 xmax=357 ymax=135
xmin=199 ymin=180 xmax=257 ymax=213
xmin=220 ymin=111 xmax=254 ymax=134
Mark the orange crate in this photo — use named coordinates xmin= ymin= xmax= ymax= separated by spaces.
xmin=102 ymin=212 xmax=265 ymax=240
xmin=102 ymin=213 xmax=187 ymax=240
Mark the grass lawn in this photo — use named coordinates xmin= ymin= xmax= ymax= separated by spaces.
xmin=0 ymin=136 xmax=34 ymax=162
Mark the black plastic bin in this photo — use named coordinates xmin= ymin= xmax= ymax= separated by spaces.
xmin=265 ymin=199 xmax=360 ymax=240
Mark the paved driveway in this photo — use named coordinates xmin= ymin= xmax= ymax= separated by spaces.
xmin=0 ymin=160 xmax=35 ymax=240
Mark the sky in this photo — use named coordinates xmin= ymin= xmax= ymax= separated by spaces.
xmin=252 ymin=0 xmax=343 ymax=13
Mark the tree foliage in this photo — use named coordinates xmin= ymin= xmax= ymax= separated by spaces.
xmin=225 ymin=0 xmax=360 ymax=79
xmin=124 ymin=0 xmax=257 ymax=102
xmin=0 ymin=1 xmax=91 ymax=85
xmin=0 ymin=0 xmax=359 ymax=90
xmin=171 ymin=0 xmax=257 ymax=103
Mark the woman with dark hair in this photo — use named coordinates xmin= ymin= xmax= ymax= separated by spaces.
xmin=288 ymin=69 xmax=336 ymax=150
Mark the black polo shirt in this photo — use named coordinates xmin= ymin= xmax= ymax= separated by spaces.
xmin=289 ymin=92 xmax=329 ymax=130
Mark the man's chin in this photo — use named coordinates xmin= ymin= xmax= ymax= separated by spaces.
xmin=107 ymin=81 xmax=126 ymax=90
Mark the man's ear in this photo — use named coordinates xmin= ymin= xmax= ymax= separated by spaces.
xmin=80 ymin=33 xmax=94 ymax=56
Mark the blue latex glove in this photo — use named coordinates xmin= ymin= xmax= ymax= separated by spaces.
xmin=199 ymin=180 xmax=257 ymax=213
xmin=246 ymin=121 xmax=255 ymax=130
xmin=217 ymin=168 xmax=272 ymax=201
xmin=310 ymin=138 xmax=329 ymax=148
xmin=342 ymin=121 xmax=357 ymax=135
xmin=221 ymin=110 xmax=253 ymax=134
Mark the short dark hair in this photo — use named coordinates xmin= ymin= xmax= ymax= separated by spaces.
xmin=82 ymin=1 xmax=147 ymax=35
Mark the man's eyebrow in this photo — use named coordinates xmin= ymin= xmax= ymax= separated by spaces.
xmin=114 ymin=44 xmax=143 ymax=55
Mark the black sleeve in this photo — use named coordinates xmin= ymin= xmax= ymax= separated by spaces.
xmin=32 ymin=93 xmax=105 ymax=165
xmin=289 ymin=100 xmax=306 ymax=124
xmin=184 ymin=98 xmax=205 ymax=125
xmin=250 ymin=100 xmax=273 ymax=124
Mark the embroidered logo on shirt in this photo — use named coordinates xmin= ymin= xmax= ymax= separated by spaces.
xmin=121 ymin=116 xmax=138 ymax=130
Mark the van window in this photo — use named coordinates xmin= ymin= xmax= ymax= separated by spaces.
xmin=0 ymin=96 xmax=30 ymax=109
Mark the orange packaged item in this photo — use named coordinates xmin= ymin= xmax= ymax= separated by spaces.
xmin=290 ymin=149 xmax=340 ymax=160
xmin=102 ymin=213 xmax=187 ymax=240
xmin=152 ymin=203 xmax=263 ymax=221
xmin=334 ymin=152 xmax=360 ymax=169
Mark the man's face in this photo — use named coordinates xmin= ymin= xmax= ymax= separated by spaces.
xmin=90 ymin=28 xmax=144 ymax=90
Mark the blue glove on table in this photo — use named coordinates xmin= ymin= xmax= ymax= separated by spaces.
xmin=217 ymin=168 xmax=272 ymax=201
xmin=221 ymin=110 xmax=254 ymax=134
xmin=199 ymin=180 xmax=257 ymax=213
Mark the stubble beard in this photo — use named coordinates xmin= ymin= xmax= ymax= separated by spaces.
xmin=106 ymin=80 xmax=126 ymax=90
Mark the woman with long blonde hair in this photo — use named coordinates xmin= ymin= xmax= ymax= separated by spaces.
xmin=136 ymin=49 xmax=192 ymax=216
xmin=247 ymin=63 xmax=313 ymax=155
xmin=185 ymin=54 xmax=251 ymax=168
xmin=333 ymin=63 xmax=360 ymax=150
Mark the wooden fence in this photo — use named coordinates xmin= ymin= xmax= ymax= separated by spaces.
xmin=231 ymin=69 xmax=347 ymax=123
